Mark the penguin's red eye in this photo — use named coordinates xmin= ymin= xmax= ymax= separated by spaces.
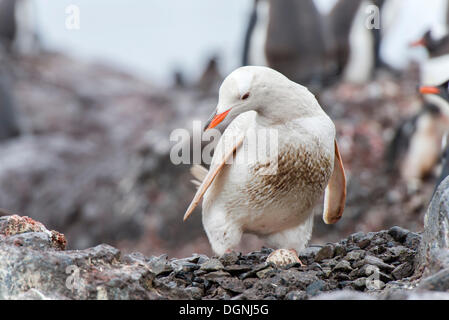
xmin=241 ymin=92 xmax=250 ymax=100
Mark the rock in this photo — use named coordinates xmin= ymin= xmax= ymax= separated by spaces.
xmin=200 ymin=259 xmax=224 ymax=272
xmin=354 ymin=255 xmax=395 ymax=271
xmin=334 ymin=244 xmax=347 ymax=257
xmin=404 ymin=233 xmax=421 ymax=250
xmin=417 ymin=176 xmax=449 ymax=292
xmin=0 ymin=214 xmax=446 ymax=300
xmin=345 ymin=250 xmax=366 ymax=261
xmin=352 ymin=277 xmax=367 ymax=290
xmin=219 ymin=252 xmax=240 ymax=266
xmin=418 ymin=269 xmax=449 ymax=291
xmin=306 ymin=280 xmax=327 ymax=296
xmin=285 ymin=290 xmax=307 ymax=300
xmin=298 ymin=246 xmax=321 ymax=261
xmin=266 ymin=249 xmax=301 ymax=267
xmin=315 ymin=245 xmax=335 ymax=262
xmin=333 ymin=260 xmax=353 ymax=273
xmin=256 ymin=267 xmax=275 ymax=279
xmin=349 ymin=232 xmax=366 ymax=243
xmin=388 ymin=226 xmax=409 ymax=243
xmin=148 ymin=255 xmax=173 ymax=276
xmin=392 ymin=263 xmax=414 ymax=280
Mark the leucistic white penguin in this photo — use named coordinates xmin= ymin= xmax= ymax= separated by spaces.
xmin=184 ymin=66 xmax=346 ymax=264
xmin=242 ymin=0 xmax=328 ymax=90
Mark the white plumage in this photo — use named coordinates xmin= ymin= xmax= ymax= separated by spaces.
xmin=184 ymin=66 xmax=346 ymax=260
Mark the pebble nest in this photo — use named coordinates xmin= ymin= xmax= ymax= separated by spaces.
xmin=148 ymin=226 xmax=421 ymax=300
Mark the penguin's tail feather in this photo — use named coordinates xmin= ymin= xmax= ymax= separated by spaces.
xmin=190 ymin=165 xmax=208 ymax=189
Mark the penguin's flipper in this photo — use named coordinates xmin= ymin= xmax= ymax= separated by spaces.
xmin=183 ymin=134 xmax=245 ymax=221
xmin=323 ymin=139 xmax=347 ymax=225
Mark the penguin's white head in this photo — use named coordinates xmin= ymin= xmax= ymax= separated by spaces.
xmin=204 ymin=66 xmax=321 ymax=130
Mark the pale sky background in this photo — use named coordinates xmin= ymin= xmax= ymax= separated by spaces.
xmin=30 ymin=0 xmax=448 ymax=85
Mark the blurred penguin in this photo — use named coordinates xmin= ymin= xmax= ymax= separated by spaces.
xmin=0 ymin=67 xmax=20 ymax=141
xmin=411 ymin=30 xmax=449 ymax=59
xmin=325 ymin=0 xmax=395 ymax=85
xmin=0 ymin=0 xmax=17 ymax=52
xmin=0 ymin=0 xmax=39 ymax=55
xmin=387 ymin=79 xmax=449 ymax=187
xmin=419 ymin=80 xmax=449 ymax=192
xmin=410 ymin=29 xmax=449 ymax=87
xmin=196 ymin=56 xmax=222 ymax=96
xmin=242 ymin=0 xmax=328 ymax=90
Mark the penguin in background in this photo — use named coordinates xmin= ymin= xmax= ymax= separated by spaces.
xmin=418 ymin=80 xmax=449 ymax=193
xmin=0 ymin=0 xmax=39 ymax=55
xmin=242 ymin=0 xmax=328 ymax=91
xmin=325 ymin=0 xmax=395 ymax=85
xmin=0 ymin=67 xmax=20 ymax=141
xmin=410 ymin=30 xmax=449 ymax=59
xmin=386 ymin=80 xmax=449 ymax=186
xmin=410 ymin=29 xmax=449 ymax=96
xmin=0 ymin=0 xmax=17 ymax=52
xmin=196 ymin=56 xmax=222 ymax=96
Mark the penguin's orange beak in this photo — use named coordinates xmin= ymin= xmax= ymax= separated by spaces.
xmin=419 ymin=86 xmax=440 ymax=95
xmin=410 ymin=38 xmax=426 ymax=48
xmin=204 ymin=108 xmax=231 ymax=131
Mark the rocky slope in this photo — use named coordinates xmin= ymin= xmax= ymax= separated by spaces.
xmin=1 ymin=176 xmax=448 ymax=300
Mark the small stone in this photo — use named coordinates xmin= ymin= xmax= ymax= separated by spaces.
xmin=354 ymin=255 xmax=394 ymax=271
xmin=349 ymin=232 xmax=366 ymax=243
xmin=348 ymin=269 xmax=359 ymax=279
xmin=217 ymin=278 xmax=246 ymax=294
xmin=369 ymin=245 xmax=386 ymax=255
xmin=321 ymin=259 xmax=338 ymax=268
xmin=345 ymin=250 xmax=366 ymax=261
xmin=306 ymin=280 xmax=327 ymax=296
xmin=309 ymin=262 xmax=323 ymax=271
xmin=267 ymin=249 xmax=300 ymax=267
xmin=352 ymin=277 xmax=367 ymax=290
xmin=392 ymin=263 xmax=414 ymax=280
xmin=203 ymin=270 xmax=231 ymax=281
xmin=357 ymin=239 xmax=371 ymax=249
xmin=224 ymin=264 xmax=252 ymax=275
xmin=366 ymin=280 xmax=385 ymax=291
xmin=315 ymin=245 xmax=335 ymax=262
xmin=200 ymin=259 xmax=224 ymax=272
xmin=321 ymin=267 xmax=332 ymax=278
xmin=285 ymin=291 xmax=307 ymax=300
xmin=219 ymin=252 xmax=240 ymax=266
xmin=256 ymin=267 xmax=275 ymax=279
xmin=239 ymin=263 xmax=270 ymax=280
xmin=148 ymin=255 xmax=173 ymax=276
xmin=333 ymin=260 xmax=353 ymax=273
xmin=358 ymin=264 xmax=379 ymax=277
xmin=334 ymin=244 xmax=347 ymax=257
xmin=388 ymin=226 xmax=409 ymax=243
xmin=298 ymin=246 xmax=321 ymax=261
xmin=404 ymin=232 xmax=421 ymax=249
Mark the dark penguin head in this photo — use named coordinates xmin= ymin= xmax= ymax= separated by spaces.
xmin=264 ymin=0 xmax=327 ymax=89
xmin=410 ymin=30 xmax=449 ymax=58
